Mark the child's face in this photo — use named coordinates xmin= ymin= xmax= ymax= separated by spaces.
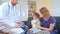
xmin=33 ymin=15 xmax=38 ymax=19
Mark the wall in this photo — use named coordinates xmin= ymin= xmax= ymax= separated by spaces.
xmin=50 ymin=0 xmax=60 ymax=17
xmin=29 ymin=0 xmax=50 ymax=17
xmin=36 ymin=0 xmax=50 ymax=12
xmin=29 ymin=0 xmax=60 ymax=17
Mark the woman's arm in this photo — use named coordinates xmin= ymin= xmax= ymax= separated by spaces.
xmin=41 ymin=23 xmax=55 ymax=32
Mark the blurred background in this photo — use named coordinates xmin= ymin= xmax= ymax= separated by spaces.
xmin=0 ymin=0 xmax=60 ymax=34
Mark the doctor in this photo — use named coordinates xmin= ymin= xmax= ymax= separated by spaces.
xmin=0 ymin=0 xmax=25 ymax=34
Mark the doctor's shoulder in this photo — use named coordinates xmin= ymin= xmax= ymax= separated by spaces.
xmin=0 ymin=2 xmax=8 ymax=8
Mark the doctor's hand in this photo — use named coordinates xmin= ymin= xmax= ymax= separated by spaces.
xmin=14 ymin=23 xmax=22 ymax=28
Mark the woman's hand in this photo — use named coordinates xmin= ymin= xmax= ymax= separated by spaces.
xmin=41 ymin=27 xmax=50 ymax=31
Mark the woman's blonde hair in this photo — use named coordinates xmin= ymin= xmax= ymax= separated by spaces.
xmin=39 ymin=7 xmax=50 ymax=15
xmin=39 ymin=7 xmax=50 ymax=19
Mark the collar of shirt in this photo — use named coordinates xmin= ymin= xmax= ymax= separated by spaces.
xmin=9 ymin=2 xmax=13 ymax=7
xmin=9 ymin=2 xmax=16 ymax=9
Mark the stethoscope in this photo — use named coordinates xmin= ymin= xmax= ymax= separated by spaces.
xmin=7 ymin=3 xmax=21 ymax=22
xmin=7 ymin=3 xmax=16 ymax=16
xmin=7 ymin=3 xmax=14 ymax=14
xmin=7 ymin=3 xmax=10 ymax=14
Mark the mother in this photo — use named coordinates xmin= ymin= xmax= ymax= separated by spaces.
xmin=38 ymin=7 xmax=58 ymax=34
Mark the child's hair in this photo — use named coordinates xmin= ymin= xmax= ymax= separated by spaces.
xmin=33 ymin=13 xmax=40 ymax=18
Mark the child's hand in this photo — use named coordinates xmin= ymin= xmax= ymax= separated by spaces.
xmin=35 ymin=25 xmax=41 ymax=29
